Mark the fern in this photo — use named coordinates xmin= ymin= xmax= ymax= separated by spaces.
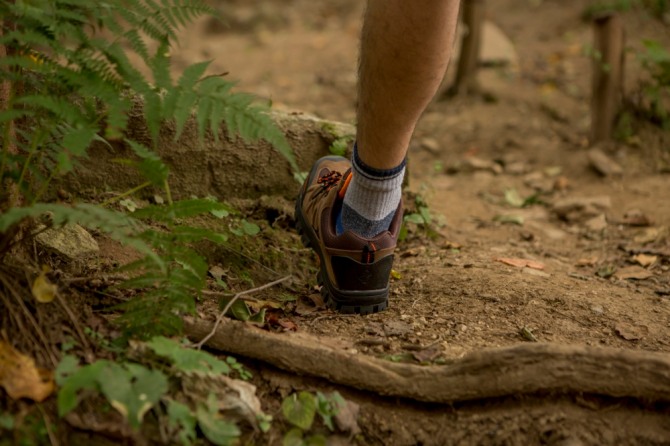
xmin=0 ymin=0 xmax=299 ymax=341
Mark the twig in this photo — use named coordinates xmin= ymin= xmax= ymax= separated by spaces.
xmin=191 ymin=275 xmax=291 ymax=349
xmin=61 ymin=274 xmax=128 ymax=284
xmin=37 ymin=403 xmax=59 ymax=446
xmin=0 ymin=273 xmax=58 ymax=367
xmin=201 ymin=289 xmax=259 ymax=302
xmin=56 ymin=293 xmax=93 ymax=354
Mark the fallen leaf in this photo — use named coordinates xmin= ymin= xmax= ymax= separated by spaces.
xmin=583 ymin=214 xmax=607 ymax=232
xmin=0 ymin=341 xmax=54 ymax=401
xmin=614 ymin=266 xmax=654 ymax=281
xmin=31 ymin=265 xmax=57 ymax=303
xmin=587 ymin=148 xmax=623 ymax=176
xmin=504 ymin=188 xmax=525 ymax=208
xmin=208 ymin=265 xmax=227 ymax=281
xmin=634 ymin=227 xmax=661 ymax=244
xmin=305 ymin=293 xmax=325 ymax=308
xmin=266 ymin=312 xmax=297 ymax=331
xmin=219 ymin=375 xmax=266 ymax=430
xmin=519 ymin=326 xmax=538 ymax=342
xmin=576 ymin=257 xmax=599 ymax=267
xmin=496 ymin=257 xmax=545 ymax=270
xmin=390 ymin=269 xmax=402 ymax=280
xmin=633 ymin=254 xmax=657 ymax=267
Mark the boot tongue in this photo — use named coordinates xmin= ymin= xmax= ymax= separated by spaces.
xmin=337 ymin=169 xmax=353 ymax=200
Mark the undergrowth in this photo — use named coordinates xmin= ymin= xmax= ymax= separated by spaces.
xmin=0 ymin=0 xmax=309 ymax=443
xmin=0 ymin=0 xmax=298 ymax=337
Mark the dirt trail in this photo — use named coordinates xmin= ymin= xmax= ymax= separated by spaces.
xmin=152 ymin=0 xmax=670 ymax=443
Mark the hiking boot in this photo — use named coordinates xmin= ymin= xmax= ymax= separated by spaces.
xmin=295 ymin=156 xmax=402 ymax=314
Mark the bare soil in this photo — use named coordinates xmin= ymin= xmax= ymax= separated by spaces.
xmin=4 ymin=0 xmax=670 ymax=445
xmin=179 ymin=0 xmax=670 ymax=444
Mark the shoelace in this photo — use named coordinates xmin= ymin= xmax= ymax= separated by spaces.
xmin=316 ymin=171 xmax=342 ymax=192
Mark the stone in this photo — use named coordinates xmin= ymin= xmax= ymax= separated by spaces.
xmin=35 ymin=224 xmax=99 ymax=260
xmin=552 ymin=196 xmax=612 ymax=222
xmin=587 ymin=147 xmax=623 ymax=176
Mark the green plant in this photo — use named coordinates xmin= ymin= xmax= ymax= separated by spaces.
xmin=281 ymin=391 xmax=346 ymax=446
xmin=637 ymin=39 xmax=670 ymax=128
xmin=399 ymin=194 xmax=439 ymax=241
xmin=0 ymin=0 xmax=299 ymax=339
xmin=56 ymin=337 xmax=267 ymax=444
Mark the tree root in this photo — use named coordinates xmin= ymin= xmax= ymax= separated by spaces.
xmin=185 ymin=318 xmax=670 ymax=404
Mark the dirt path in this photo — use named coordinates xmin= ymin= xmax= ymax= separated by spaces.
xmin=147 ymin=0 xmax=670 ymax=443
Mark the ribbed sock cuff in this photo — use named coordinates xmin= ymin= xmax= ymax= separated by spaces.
xmin=339 ymin=143 xmax=405 ymax=238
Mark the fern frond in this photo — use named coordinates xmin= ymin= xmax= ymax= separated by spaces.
xmin=131 ymin=199 xmax=233 ymax=220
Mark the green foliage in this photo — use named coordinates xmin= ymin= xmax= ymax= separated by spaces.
xmin=195 ymin=395 xmax=241 ymax=446
xmin=399 ymin=194 xmax=438 ymax=241
xmin=56 ymin=338 xmax=259 ymax=443
xmin=282 ymin=391 xmax=317 ymax=431
xmin=281 ymin=391 xmax=346 ymax=445
xmin=56 ymin=356 xmax=169 ymax=429
xmin=638 ymin=39 xmax=670 ymax=128
xmin=0 ymin=0 xmax=300 ymax=340
xmin=147 ymin=336 xmax=231 ymax=375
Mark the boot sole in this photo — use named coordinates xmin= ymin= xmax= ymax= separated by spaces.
xmin=295 ymin=186 xmax=389 ymax=315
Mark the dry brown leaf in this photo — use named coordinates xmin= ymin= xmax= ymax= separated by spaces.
xmin=576 ymin=257 xmax=599 ymax=267
xmin=633 ymin=254 xmax=658 ymax=267
xmin=496 ymin=257 xmax=546 ymax=270
xmin=0 ymin=341 xmax=54 ymax=402
xmin=614 ymin=266 xmax=654 ymax=281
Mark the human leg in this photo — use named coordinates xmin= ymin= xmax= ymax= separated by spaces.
xmin=341 ymin=0 xmax=461 ymax=238
xmin=296 ymin=0 xmax=460 ymax=313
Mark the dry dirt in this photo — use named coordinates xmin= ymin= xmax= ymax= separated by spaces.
xmin=180 ymin=1 xmax=670 ymax=444
xmin=4 ymin=0 xmax=670 ymax=445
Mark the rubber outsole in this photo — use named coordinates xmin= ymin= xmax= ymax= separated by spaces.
xmin=295 ymin=195 xmax=389 ymax=315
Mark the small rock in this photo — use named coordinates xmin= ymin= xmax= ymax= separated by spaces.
xmin=505 ymin=161 xmax=531 ymax=175
xmin=590 ymin=305 xmax=604 ymax=315
xmin=587 ymin=148 xmax=623 ymax=176
xmin=420 ymin=137 xmax=440 ymax=154
xmin=584 ymin=214 xmax=608 ymax=232
xmin=383 ymin=321 xmax=412 ymax=337
xmin=463 ymin=156 xmax=503 ymax=174
xmin=552 ymin=196 xmax=611 ymax=223
xmin=35 ymin=224 xmax=99 ymax=260
xmin=615 ymin=322 xmax=648 ymax=341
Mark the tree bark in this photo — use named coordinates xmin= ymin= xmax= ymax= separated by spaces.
xmin=446 ymin=0 xmax=485 ymax=97
xmin=591 ymin=13 xmax=625 ymax=144
xmin=185 ymin=318 xmax=670 ymax=404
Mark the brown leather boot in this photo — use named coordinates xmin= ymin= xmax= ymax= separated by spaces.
xmin=295 ymin=156 xmax=402 ymax=314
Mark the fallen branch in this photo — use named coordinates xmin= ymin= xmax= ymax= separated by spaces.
xmin=190 ymin=275 xmax=291 ymax=349
xmin=185 ymin=318 xmax=670 ymax=404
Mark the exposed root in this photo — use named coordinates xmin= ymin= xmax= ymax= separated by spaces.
xmin=185 ymin=318 xmax=670 ymax=404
